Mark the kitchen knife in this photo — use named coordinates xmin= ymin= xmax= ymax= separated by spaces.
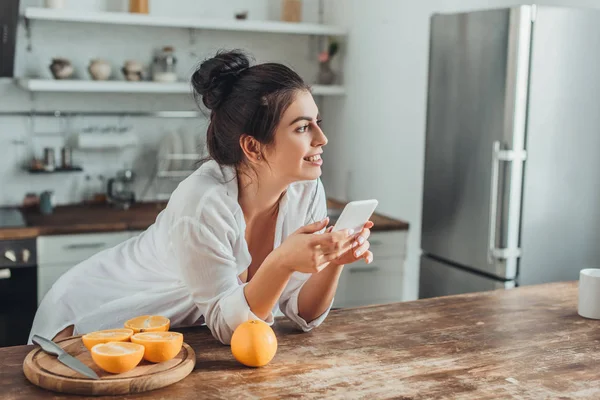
xmin=32 ymin=334 xmax=100 ymax=380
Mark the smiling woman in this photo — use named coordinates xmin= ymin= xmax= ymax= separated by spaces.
xmin=191 ymin=50 xmax=327 ymax=183
xmin=29 ymin=50 xmax=375 ymax=346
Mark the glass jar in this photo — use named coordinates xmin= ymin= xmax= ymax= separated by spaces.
xmin=152 ymin=47 xmax=178 ymax=83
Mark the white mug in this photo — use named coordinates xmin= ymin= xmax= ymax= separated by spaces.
xmin=578 ymin=269 xmax=600 ymax=319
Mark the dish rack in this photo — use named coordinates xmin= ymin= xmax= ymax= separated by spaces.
xmin=154 ymin=153 xmax=203 ymax=201
xmin=153 ymin=128 xmax=206 ymax=201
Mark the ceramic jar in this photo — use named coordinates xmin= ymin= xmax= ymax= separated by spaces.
xmin=49 ymin=58 xmax=74 ymax=79
xmin=88 ymin=59 xmax=112 ymax=81
xmin=122 ymin=60 xmax=144 ymax=81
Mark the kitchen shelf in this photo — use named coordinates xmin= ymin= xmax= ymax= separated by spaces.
xmin=16 ymin=79 xmax=346 ymax=96
xmin=16 ymin=79 xmax=191 ymax=94
xmin=26 ymin=166 xmax=83 ymax=174
xmin=23 ymin=7 xmax=347 ymax=36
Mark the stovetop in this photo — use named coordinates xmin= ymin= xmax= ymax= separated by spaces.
xmin=0 ymin=208 xmax=26 ymax=229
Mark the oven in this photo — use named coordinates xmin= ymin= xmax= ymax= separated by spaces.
xmin=0 ymin=238 xmax=37 ymax=347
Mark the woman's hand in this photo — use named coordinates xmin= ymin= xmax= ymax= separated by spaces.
xmin=327 ymin=221 xmax=374 ymax=266
xmin=271 ymin=217 xmax=357 ymax=274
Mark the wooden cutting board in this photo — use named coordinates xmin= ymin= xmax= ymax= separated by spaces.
xmin=23 ymin=335 xmax=196 ymax=396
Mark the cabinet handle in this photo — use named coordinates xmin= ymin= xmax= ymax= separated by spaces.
xmin=64 ymin=242 xmax=107 ymax=250
xmin=369 ymin=240 xmax=384 ymax=246
xmin=0 ymin=268 xmax=11 ymax=280
xmin=348 ymin=266 xmax=380 ymax=274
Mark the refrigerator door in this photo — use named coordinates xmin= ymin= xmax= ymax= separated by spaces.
xmin=519 ymin=6 xmax=600 ymax=285
xmin=422 ymin=6 xmax=532 ymax=279
xmin=419 ymin=256 xmax=514 ymax=299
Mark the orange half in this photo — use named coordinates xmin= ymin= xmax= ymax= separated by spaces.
xmin=90 ymin=342 xmax=145 ymax=374
xmin=82 ymin=328 xmax=134 ymax=351
xmin=124 ymin=315 xmax=170 ymax=333
xmin=131 ymin=331 xmax=183 ymax=363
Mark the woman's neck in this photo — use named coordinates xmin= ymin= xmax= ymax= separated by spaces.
xmin=236 ymin=168 xmax=287 ymax=222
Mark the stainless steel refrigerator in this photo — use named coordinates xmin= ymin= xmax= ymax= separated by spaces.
xmin=419 ymin=5 xmax=600 ymax=298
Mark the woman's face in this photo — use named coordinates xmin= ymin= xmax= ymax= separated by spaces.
xmin=264 ymin=90 xmax=328 ymax=183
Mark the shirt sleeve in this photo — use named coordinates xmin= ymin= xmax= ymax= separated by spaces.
xmin=278 ymin=178 xmax=333 ymax=331
xmin=169 ymin=200 xmax=273 ymax=345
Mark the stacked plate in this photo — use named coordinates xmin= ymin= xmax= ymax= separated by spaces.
xmin=157 ymin=128 xmax=207 ymax=175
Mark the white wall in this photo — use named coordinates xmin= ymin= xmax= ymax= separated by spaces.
xmin=0 ymin=0 xmax=327 ymax=205
xmin=323 ymin=0 xmax=600 ymax=301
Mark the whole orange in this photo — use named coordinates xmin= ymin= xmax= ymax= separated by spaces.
xmin=230 ymin=320 xmax=277 ymax=367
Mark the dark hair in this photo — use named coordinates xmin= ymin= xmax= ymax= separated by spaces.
xmin=191 ymin=49 xmax=310 ymax=167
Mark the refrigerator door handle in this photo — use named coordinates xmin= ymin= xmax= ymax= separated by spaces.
xmin=488 ymin=141 xmax=527 ymax=263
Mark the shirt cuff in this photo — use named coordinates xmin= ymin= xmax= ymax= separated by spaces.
xmin=286 ymin=286 xmax=333 ymax=332
xmin=220 ymin=283 xmax=274 ymax=332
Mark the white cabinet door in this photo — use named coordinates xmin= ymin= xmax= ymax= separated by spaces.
xmin=37 ymin=232 xmax=132 ymax=306
xmin=367 ymin=231 xmax=407 ymax=258
xmin=333 ymin=230 xmax=407 ymax=308
xmin=341 ymin=259 xmax=403 ymax=308
xmin=37 ymin=232 xmax=131 ymax=265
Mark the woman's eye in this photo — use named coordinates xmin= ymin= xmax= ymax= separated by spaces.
xmin=316 ymin=119 xmax=323 ymax=126
xmin=297 ymin=124 xmax=310 ymax=133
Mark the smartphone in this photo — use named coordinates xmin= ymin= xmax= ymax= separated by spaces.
xmin=332 ymin=199 xmax=378 ymax=233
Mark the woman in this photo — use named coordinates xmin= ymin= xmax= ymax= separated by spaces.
xmin=29 ymin=50 xmax=374 ymax=345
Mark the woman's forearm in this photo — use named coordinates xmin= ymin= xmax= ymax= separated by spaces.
xmin=297 ymin=263 xmax=344 ymax=322
xmin=243 ymin=252 xmax=293 ymax=320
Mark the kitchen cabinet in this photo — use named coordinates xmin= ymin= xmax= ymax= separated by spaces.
xmin=36 ymin=232 xmax=130 ymax=305
xmin=35 ymin=229 xmax=407 ymax=309
xmin=333 ymin=231 xmax=406 ymax=308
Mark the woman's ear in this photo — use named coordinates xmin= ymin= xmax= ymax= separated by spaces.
xmin=239 ymin=134 xmax=263 ymax=163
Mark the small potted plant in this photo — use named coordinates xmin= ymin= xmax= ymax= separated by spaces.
xmin=317 ymin=38 xmax=339 ymax=85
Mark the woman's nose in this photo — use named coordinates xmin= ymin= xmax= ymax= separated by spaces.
xmin=313 ymin=125 xmax=328 ymax=147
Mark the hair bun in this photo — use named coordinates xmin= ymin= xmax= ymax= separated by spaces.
xmin=191 ymin=50 xmax=251 ymax=110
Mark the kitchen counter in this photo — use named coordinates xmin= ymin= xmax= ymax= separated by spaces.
xmin=0 ymin=199 xmax=408 ymax=240
xmin=2 ymin=282 xmax=599 ymax=399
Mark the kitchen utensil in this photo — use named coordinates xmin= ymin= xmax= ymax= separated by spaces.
xmin=22 ymin=193 xmax=40 ymax=208
xmin=43 ymin=148 xmax=55 ymax=171
xmin=578 ymin=269 xmax=600 ymax=319
xmin=61 ymin=147 xmax=72 ymax=168
xmin=23 ymin=335 xmax=195 ymax=395
xmin=39 ymin=191 xmax=54 ymax=215
xmin=107 ymin=169 xmax=136 ymax=210
xmin=31 ymin=335 xmax=100 ymax=380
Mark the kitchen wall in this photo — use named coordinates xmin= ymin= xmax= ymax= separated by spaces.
xmin=0 ymin=0 xmax=336 ymax=205
xmin=322 ymin=0 xmax=600 ymax=301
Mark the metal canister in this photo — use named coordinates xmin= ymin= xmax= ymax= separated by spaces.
xmin=43 ymin=148 xmax=55 ymax=171
xmin=61 ymin=147 xmax=72 ymax=168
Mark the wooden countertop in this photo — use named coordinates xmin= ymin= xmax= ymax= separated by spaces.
xmin=2 ymin=282 xmax=599 ymax=399
xmin=0 ymin=199 xmax=408 ymax=240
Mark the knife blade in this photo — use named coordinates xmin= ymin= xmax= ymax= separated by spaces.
xmin=32 ymin=334 xmax=100 ymax=380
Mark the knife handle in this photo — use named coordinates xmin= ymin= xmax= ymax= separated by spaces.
xmin=32 ymin=335 xmax=64 ymax=357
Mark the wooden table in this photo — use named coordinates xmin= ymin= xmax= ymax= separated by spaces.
xmin=2 ymin=282 xmax=598 ymax=399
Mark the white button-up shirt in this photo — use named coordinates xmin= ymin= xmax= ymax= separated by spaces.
xmin=29 ymin=160 xmax=331 ymax=345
